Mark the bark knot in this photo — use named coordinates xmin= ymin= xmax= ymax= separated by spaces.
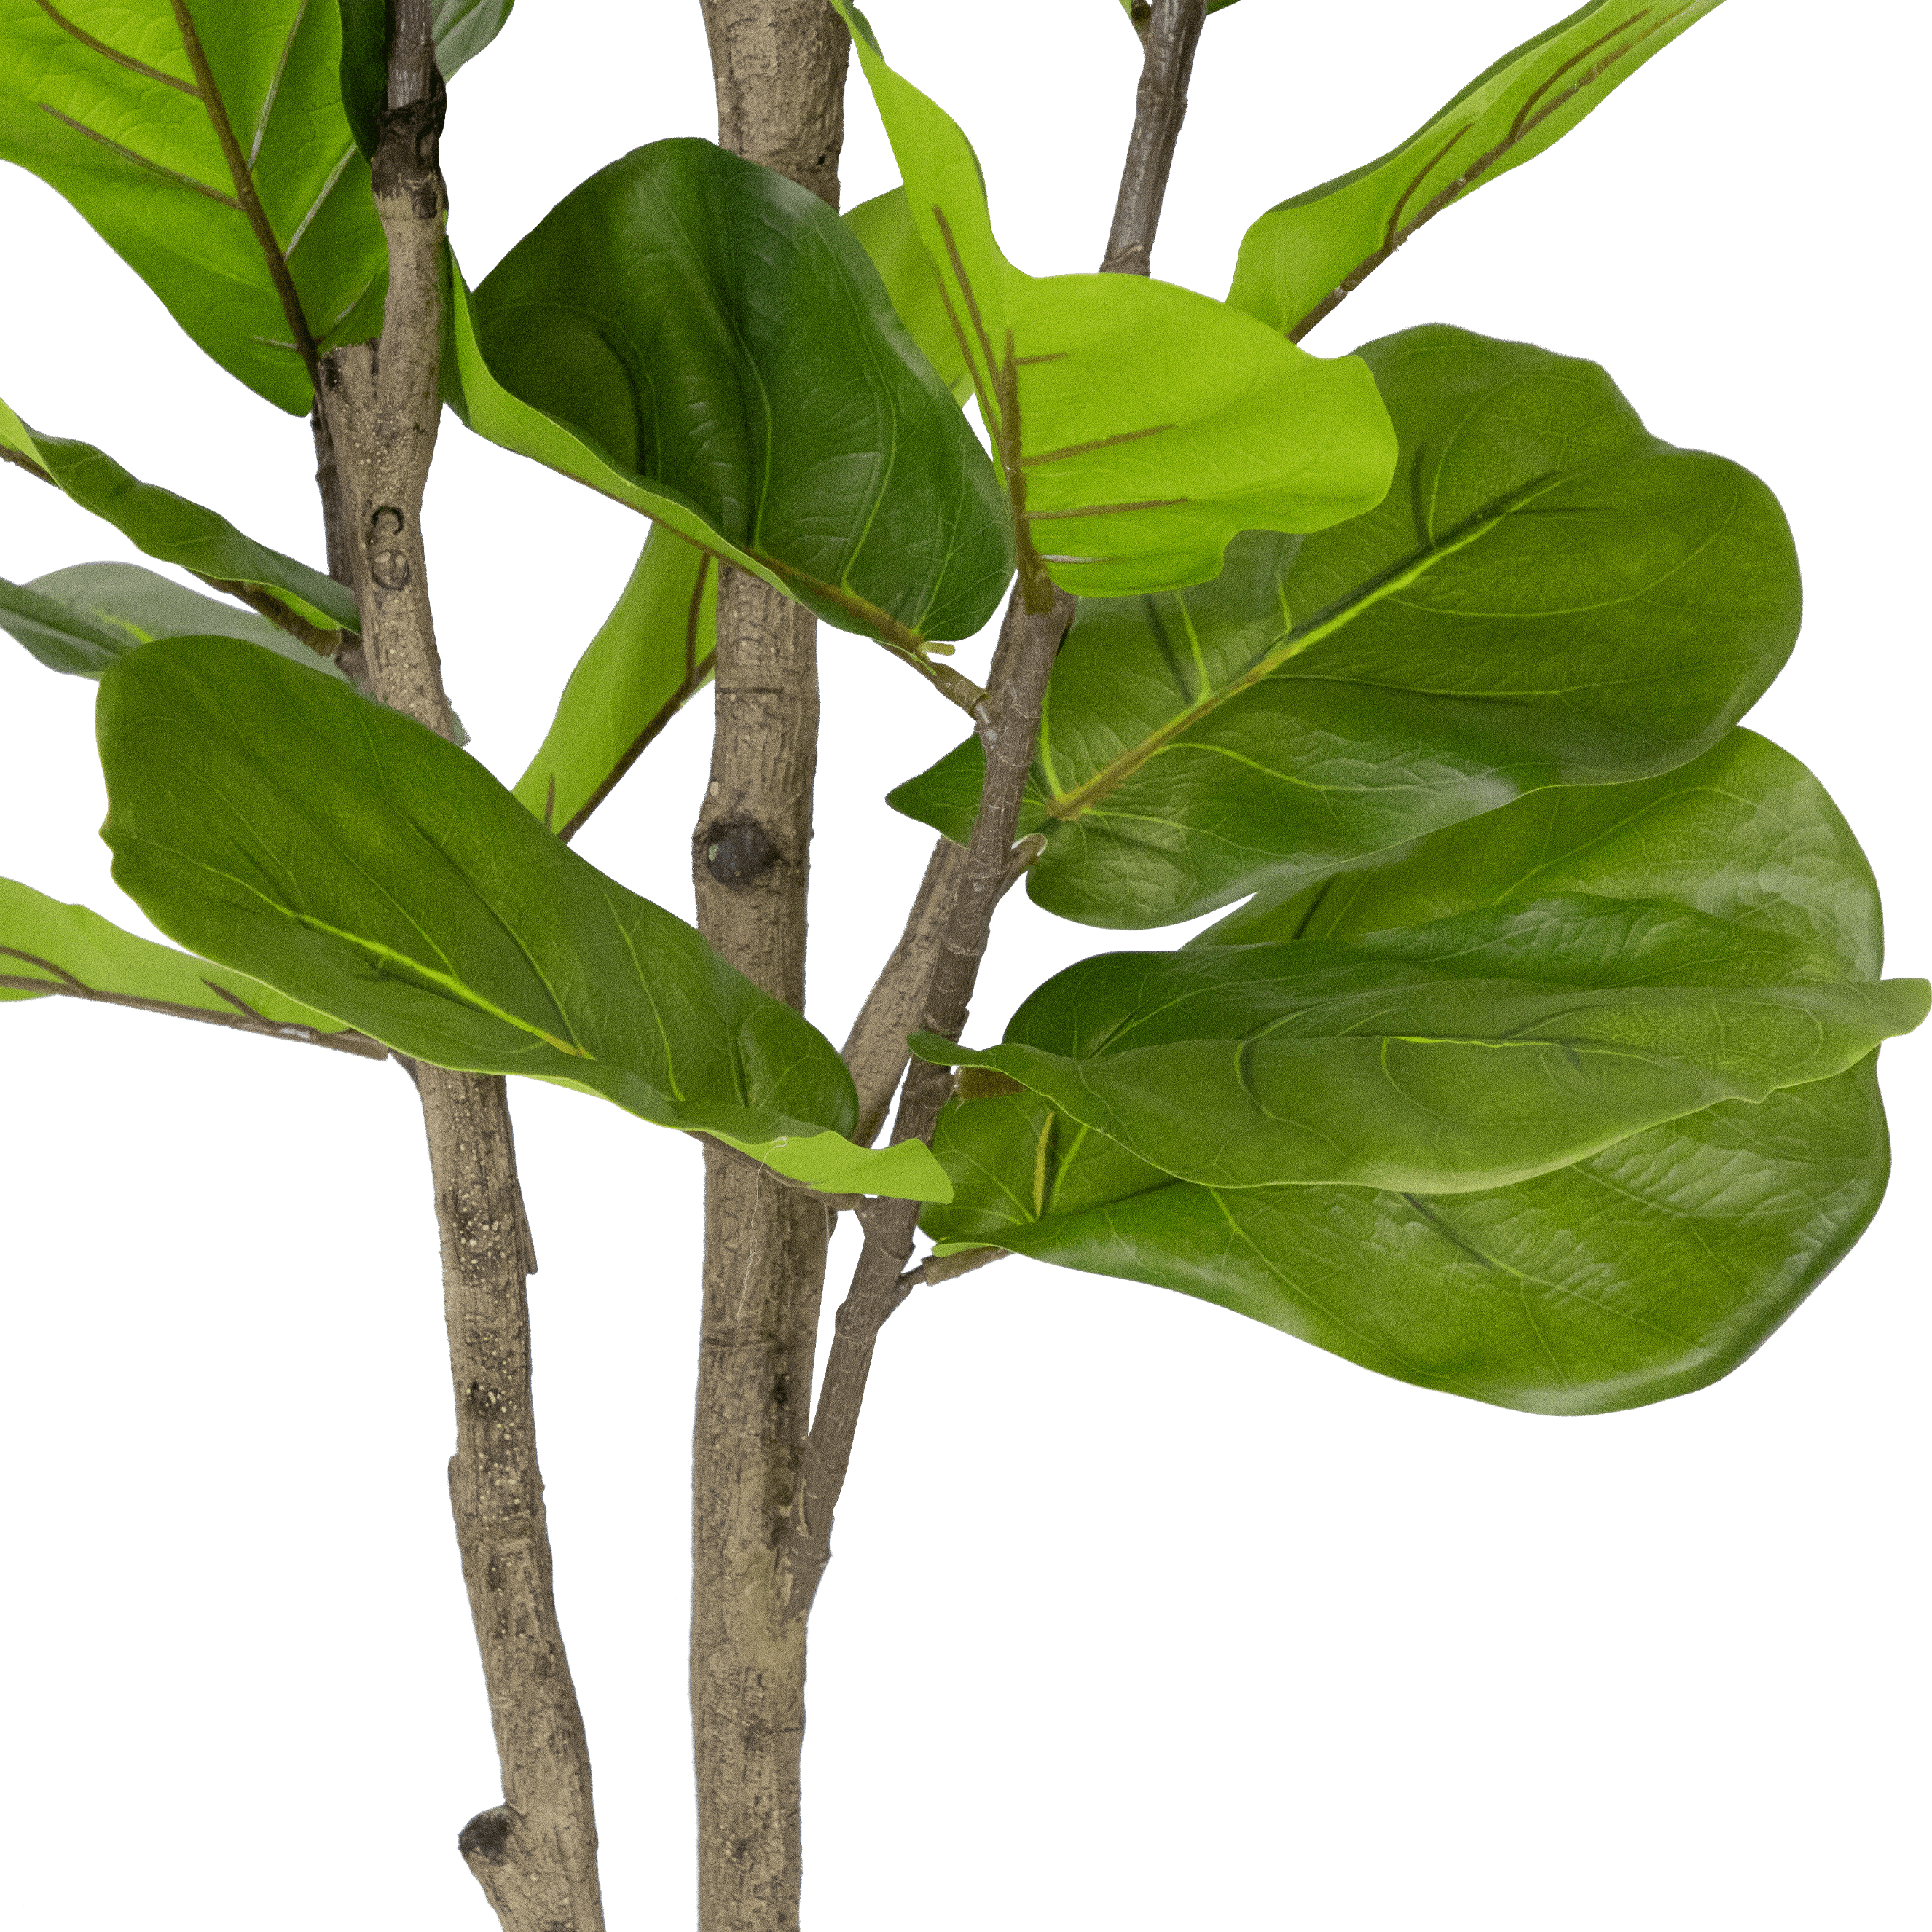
xmin=458 ymin=1804 xmax=514 ymax=1866
xmin=702 ymin=820 xmax=781 ymax=886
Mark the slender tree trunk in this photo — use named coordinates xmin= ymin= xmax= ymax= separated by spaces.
xmin=689 ymin=8 xmax=849 ymax=1928
xmin=315 ymin=13 xmax=604 ymax=1924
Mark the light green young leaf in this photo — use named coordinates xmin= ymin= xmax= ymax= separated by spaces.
xmin=0 ymin=391 xmax=357 ymax=643
xmin=921 ymin=732 xmax=1923 ymax=1413
xmin=0 ymin=561 xmax=349 ymax=680
xmin=0 ymin=0 xmax=385 ymax=412
xmin=1 ymin=873 xmax=381 ymax=1053
xmin=97 ymin=637 xmax=952 ymax=1203
xmin=1228 ymin=1 xmax=1726 ymax=340
xmin=512 ymin=527 xmax=716 ymax=840
xmin=834 ymin=0 xmax=1396 ymax=600
xmin=447 ymin=138 xmax=1012 ymax=661
xmin=890 ymin=326 xmax=1798 ymax=927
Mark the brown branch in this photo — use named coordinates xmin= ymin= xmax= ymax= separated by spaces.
xmin=778 ymin=582 xmax=1075 ymax=1627
xmin=1101 ymin=0 xmax=1209 ymax=276
xmin=798 ymin=15 xmax=1209 ymax=1587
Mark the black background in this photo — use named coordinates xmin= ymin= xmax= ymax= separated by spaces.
xmin=4 ymin=7 xmax=1901 ymax=1924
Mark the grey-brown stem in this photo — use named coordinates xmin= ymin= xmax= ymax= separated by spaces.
xmin=784 ymin=0 xmax=1214 ymax=1624
xmin=688 ymin=9 xmax=849 ymax=1929
xmin=316 ymin=27 xmax=603 ymax=1930
xmin=1101 ymin=0 xmax=1208 ymax=276
xmin=779 ymin=586 xmax=1075 ymax=1626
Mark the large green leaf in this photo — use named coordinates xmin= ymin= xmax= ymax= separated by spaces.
xmin=1 ymin=393 xmax=357 ymax=640
xmin=448 ymin=138 xmax=1012 ymax=658
xmin=916 ymin=903 xmax=1923 ymax=1195
xmin=511 ymin=527 xmax=716 ymax=839
xmin=95 ymin=636 xmax=952 ymax=1203
xmin=0 ymin=0 xmax=383 ymax=412
xmin=1227 ymin=1 xmax=1727 ymax=341
xmin=1200 ymin=727 xmax=1882 ymax=964
xmin=1 ymin=873 xmax=377 ymax=1050
xmin=834 ymin=0 xmax=1397 ymax=599
xmin=0 ymin=560 xmax=349 ymax=680
xmin=921 ymin=733 xmax=1922 ymax=1413
xmin=925 ymin=1064 xmax=1892 ymax=1415
xmin=890 ymin=326 xmax=1798 ymax=927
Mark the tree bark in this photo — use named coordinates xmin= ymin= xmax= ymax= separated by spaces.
xmin=689 ymin=9 xmax=849 ymax=1928
xmin=315 ymin=13 xmax=604 ymax=1924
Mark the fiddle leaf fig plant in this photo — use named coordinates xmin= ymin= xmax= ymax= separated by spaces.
xmin=1 ymin=2 xmax=1919 ymax=1929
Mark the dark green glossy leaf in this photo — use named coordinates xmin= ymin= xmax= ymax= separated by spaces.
xmin=96 ymin=637 xmax=953 ymax=1203
xmin=1 ymin=873 xmax=375 ymax=1050
xmin=924 ymin=1063 xmax=1892 ymax=1415
xmin=835 ymin=0 xmax=1397 ymax=598
xmin=921 ymin=733 xmax=1921 ymax=1413
xmin=1228 ymin=1 xmax=1725 ymax=341
xmin=1200 ymin=728 xmax=1881 ymax=967
xmin=449 ymin=138 xmax=1012 ymax=655
xmin=511 ymin=527 xmax=715 ymax=839
xmin=0 ymin=0 xmax=384 ymax=412
xmin=1 ymin=393 xmax=358 ymax=640
xmin=916 ymin=903 xmax=1923 ymax=1195
xmin=0 ymin=560 xmax=348 ymax=680
xmin=891 ymin=326 xmax=1798 ymax=927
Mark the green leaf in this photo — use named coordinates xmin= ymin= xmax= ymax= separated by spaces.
xmin=447 ymin=138 xmax=1013 ymax=656
xmin=337 ymin=0 xmax=516 ymax=158
xmin=511 ymin=527 xmax=716 ymax=839
xmin=1 ymin=392 xmax=358 ymax=641
xmin=0 ymin=0 xmax=385 ymax=412
xmin=1227 ymin=1 xmax=1726 ymax=340
xmin=96 ymin=636 xmax=952 ymax=1203
xmin=915 ymin=906 xmax=1924 ymax=1195
xmin=921 ymin=732 xmax=1923 ymax=1413
xmin=843 ymin=187 xmax=973 ymax=401
xmin=834 ymin=0 xmax=1397 ymax=598
xmin=1 ymin=873 xmax=376 ymax=1051
xmin=0 ymin=560 xmax=349 ymax=680
xmin=890 ymin=325 xmax=1799 ymax=927
xmin=925 ymin=1061 xmax=1893 ymax=1415
xmin=1200 ymin=728 xmax=1883 ymax=969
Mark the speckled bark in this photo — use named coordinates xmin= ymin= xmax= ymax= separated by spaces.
xmin=688 ymin=9 xmax=849 ymax=1928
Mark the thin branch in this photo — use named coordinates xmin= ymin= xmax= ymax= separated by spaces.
xmin=779 ymin=582 xmax=1075 ymax=1625
xmin=900 ymin=1243 xmax=1011 ymax=1290
xmin=1101 ymin=0 xmax=1209 ymax=276
xmin=808 ymin=9 xmax=1214 ymax=1534
xmin=166 ymin=0 xmax=323 ymax=395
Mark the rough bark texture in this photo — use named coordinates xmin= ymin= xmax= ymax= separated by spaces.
xmin=316 ymin=24 xmax=605 ymax=1925
xmin=689 ymin=11 xmax=850 ymax=1928
xmin=425 ymin=1067 xmax=603 ymax=1932
xmin=699 ymin=0 xmax=851 ymax=206
xmin=314 ymin=84 xmax=457 ymax=740
xmin=1102 ymin=0 xmax=1208 ymax=275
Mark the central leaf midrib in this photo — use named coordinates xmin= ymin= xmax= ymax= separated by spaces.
xmin=1043 ymin=474 xmax=1566 ymax=821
